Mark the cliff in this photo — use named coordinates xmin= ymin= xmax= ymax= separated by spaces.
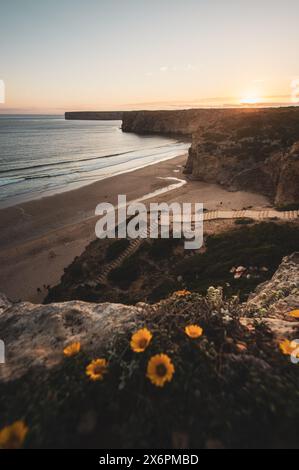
xmin=122 ymin=107 xmax=299 ymax=206
xmin=122 ymin=109 xmax=219 ymax=136
xmin=1 ymin=254 xmax=299 ymax=448
xmin=186 ymin=107 xmax=299 ymax=207
xmin=65 ymin=111 xmax=123 ymax=120
xmin=64 ymin=107 xmax=299 ymax=206
xmin=121 ymin=108 xmax=277 ymax=136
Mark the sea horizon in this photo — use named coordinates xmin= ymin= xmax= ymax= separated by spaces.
xmin=1 ymin=101 xmax=299 ymax=116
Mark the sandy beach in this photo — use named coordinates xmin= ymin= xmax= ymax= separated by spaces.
xmin=0 ymin=154 xmax=270 ymax=303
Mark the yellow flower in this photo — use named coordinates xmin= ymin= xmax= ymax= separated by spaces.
xmin=63 ymin=342 xmax=81 ymax=357
xmin=279 ymin=339 xmax=299 ymax=357
xmin=175 ymin=290 xmax=191 ymax=297
xmin=130 ymin=328 xmax=153 ymax=353
xmin=0 ymin=421 xmax=28 ymax=449
xmin=185 ymin=325 xmax=203 ymax=339
xmin=86 ymin=359 xmax=108 ymax=381
xmin=147 ymin=354 xmax=175 ymax=387
xmin=289 ymin=310 xmax=299 ymax=318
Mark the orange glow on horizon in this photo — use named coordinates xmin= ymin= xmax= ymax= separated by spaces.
xmin=240 ymin=95 xmax=262 ymax=105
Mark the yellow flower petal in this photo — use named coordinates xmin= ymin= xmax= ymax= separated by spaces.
xmin=147 ymin=354 xmax=175 ymax=387
xmin=0 ymin=421 xmax=28 ymax=449
xmin=279 ymin=339 xmax=299 ymax=357
xmin=63 ymin=342 xmax=81 ymax=357
xmin=86 ymin=358 xmax=108 ymax=381
xmin=174 ymin=290 xmax=191 ymax=297
xmin=185 ymin=325 xmax=203 ymax=339
xmin=130 ymin=328 xmax=153 ymax=353
xmin=289 ymin=310 xmax=299 ymax=318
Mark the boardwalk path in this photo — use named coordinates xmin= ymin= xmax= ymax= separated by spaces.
xmin=95 ymin=208 xmax=299 ymax=284
xmin=203 ymin=208 xmax=299 ymax=221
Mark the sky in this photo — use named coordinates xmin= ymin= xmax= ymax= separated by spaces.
xmin=0 ymin=0 xmax=299 ymax=113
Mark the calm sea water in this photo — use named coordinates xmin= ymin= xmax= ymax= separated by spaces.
xmin=0 ymin=115 xmax=190 ymax=208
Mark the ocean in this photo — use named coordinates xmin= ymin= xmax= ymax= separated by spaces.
xmin=0 ymin=115 xmax=190 ymax=209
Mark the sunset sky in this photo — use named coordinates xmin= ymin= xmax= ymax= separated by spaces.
xmin=0 ymin=0 xmax=299 ymax=113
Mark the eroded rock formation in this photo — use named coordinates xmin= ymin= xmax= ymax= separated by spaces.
xmin=122 ymin=109 xmax=222 ymax=137
xmin=0 ymin=300 xmax=146 ymax=382
xmin=185 ymin=108 xmax=299 ymax=206
xmin=122 ymin=107 xmax=299 ymax=206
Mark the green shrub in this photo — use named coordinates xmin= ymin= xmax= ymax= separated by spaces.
xmin=148 ymin=238 xmax=181 ymax=260
xmin=108 ymin=255 xmax=140 ymax=289
xmin=106 ymin=239 xmax=130 ymax=262
xmin=234 ymin=218 xmax=255 ymax=225
xmin=275 ymin=203 xmax=299 ymax=212
xmin=148 ymin=279 xmax=178 ymax=303
xmin=175 ymin=223 xmax=299 ymax=300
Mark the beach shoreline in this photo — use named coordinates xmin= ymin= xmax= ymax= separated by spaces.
xmin=0 ymin=155 xmax=187 ymax=302
xmin=0 ymin=153 xmax=270 ymax=303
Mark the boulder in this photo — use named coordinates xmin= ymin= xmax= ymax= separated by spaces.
xmin=0 ymin=300 xmax=144 ymax=382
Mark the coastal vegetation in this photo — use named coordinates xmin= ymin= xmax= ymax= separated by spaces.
xmin=46 ymin=222 xmax=299 ymax=306
xmin=2 ymin=283 xmax=299 ymax=449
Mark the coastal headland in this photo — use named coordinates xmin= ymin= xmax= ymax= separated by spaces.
xmin=68 ymin=107 xmax=299 ymax=206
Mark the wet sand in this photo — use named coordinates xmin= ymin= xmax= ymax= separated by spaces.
xmin=0 ymin=154 xmax=269 ymax=303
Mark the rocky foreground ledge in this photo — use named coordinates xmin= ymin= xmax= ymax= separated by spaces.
xmin=1 ymin=253 xmax=298 ymax=383
xmin=0 ymin=254 xmax=299 ymax=448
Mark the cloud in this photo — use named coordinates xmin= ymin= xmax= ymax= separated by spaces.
xmin=159 ymin=64 xmax=196 ymax=73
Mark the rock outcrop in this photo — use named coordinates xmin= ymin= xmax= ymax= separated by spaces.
xmin=242 ymin=252 xmax=299 ymax=337
xmin=122 ymin=109 xmax=222 ymax=137
xmin=122 ymin=107 xmax=299 ymax=206
xmin=276 ymin=142 xmax=299 ymax=206
xmin=0 ymin=300 xmax=145 ymax=383
xmin=186 ymin=108 xmax=299 ymax=206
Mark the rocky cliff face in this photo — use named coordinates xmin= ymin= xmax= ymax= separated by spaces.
xmin=276 ymin=142 xmax=299 ymax=206
xmin=186 ymin=108 xmax=299 ymax=206
xmin=122 ymin=109 xmax=227 ymax=137
xmin=123 ymin=107 xmax=299 ymax=206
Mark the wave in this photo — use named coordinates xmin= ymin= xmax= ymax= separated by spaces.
xmin=0 ymin=142 xmax=179 ymax=176
xmin=0 ymin=177 xmax=25 ymax=187
xmin=0 ymin=117 xmax=190 ymax=208
xmin=0 ymin=145 xmax=186 ymax=185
